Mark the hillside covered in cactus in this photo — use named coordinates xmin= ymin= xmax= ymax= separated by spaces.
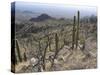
xmin=11 ymin=2 xmax=97 ymax=73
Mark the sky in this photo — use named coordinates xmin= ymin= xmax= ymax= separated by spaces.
xmin=15 ymin=1 xmax=97 ymax=19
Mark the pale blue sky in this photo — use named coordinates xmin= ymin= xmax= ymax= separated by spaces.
xmin=15 ymin=1 xmax=97 ymax=19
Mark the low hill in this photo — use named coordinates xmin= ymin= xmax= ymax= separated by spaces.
xmin=30 ymin=14 xmax=54 ymax=22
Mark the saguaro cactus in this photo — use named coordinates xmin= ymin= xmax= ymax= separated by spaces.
xmin=42 ymin=40 xmax=48 ymax=70
xmin=47 ymin=36 xmax=51 ymax=51
xmin=38 ymin=40 xmax=43 ymax=72
xmin=55 ymin=33 xmax=59 ymax=58
xmin=72 ymin=16 xmax=76 ymax=49
xmin=76 ymin=11 xmax=80 ymax=48
xmin=38 ymin=40 xmax=41 ymax=56
xmin=82 ymin=39 xmax=85 ymax=50
xmin=51 ymin=33 xmax=59 ymax=70
xmin=23 ymin=51 xmax=27 ymax=61
xmin=16 ymin=39 xmax=22 ymax=62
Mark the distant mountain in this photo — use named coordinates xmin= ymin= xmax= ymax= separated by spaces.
xmin=23 ymin=11 xmax=34 ymax=14
xmin=30 ymin=14 xmax=54 ymax=22
xmin=15 ymin=10 xmax=40 ymax=24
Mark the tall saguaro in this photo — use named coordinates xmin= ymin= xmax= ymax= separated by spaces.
xmin=72 ymin=16 xmax=76 ymax=49
xmin=23 ymin=51 xmax=27 ymax=61
xmin=55 ymin=33 xmax=59 ymax=58
xmin=51 ymin=33 xmax=59 ymax=70
xmin=47 ymin=36 xmax=51 ymax=51
xmin=38 ymin=40 xmax=42 ymax=72
xmin=43 ymin=40 xmax=48 ymax=70
xmin=16 ymin=39 xmax=22 ymax=62
xmin=76 ymin=11 xmax=80 ymax=48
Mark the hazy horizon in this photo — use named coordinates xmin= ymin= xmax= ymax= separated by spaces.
xmin=14 ymin=2 xmax=97 ymax=19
